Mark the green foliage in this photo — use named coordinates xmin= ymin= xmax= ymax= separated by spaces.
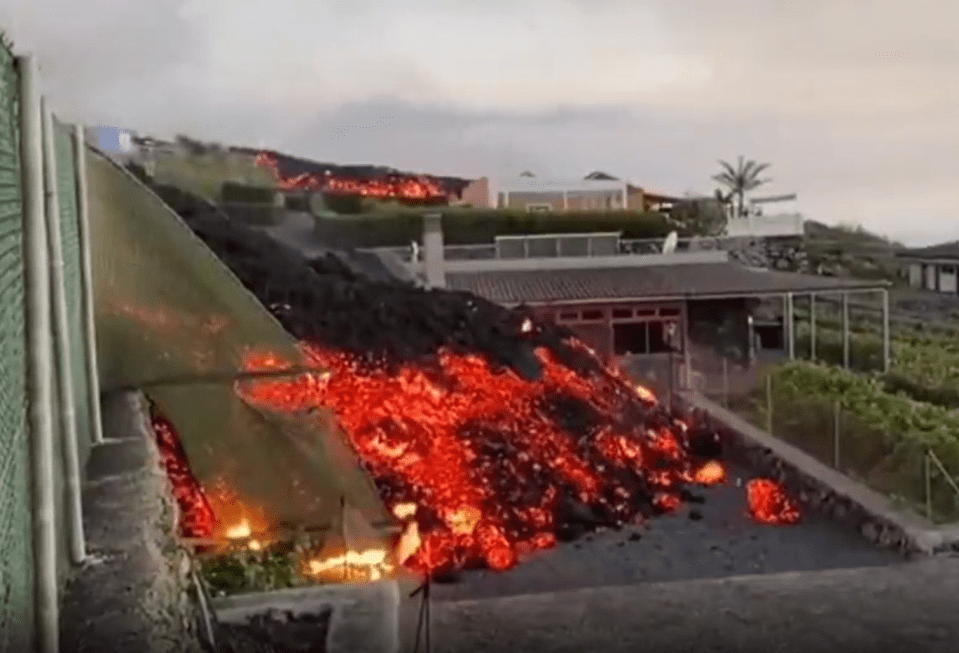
xmin=201 ymin=549 xmax=300 ymax=596
xmin=315 ymin=208 xmax=678 ymax=247
xmin=734 ymin=361 xmax=959 ymax=522
xmin=712 ymin=156 xmax=771 ymax=218
xmin=220 ymin=203 xmax=281 ymax=226
xmin=152 ymin=150 xmax=276 ymax=202
xmin=221 ymin=181 xmax=279 ymax=205
xmin=671 ymin=197 xmax=727 ymax=237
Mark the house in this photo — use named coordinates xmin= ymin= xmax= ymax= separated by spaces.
xmin=408 ymin=217 xmax=890 ymax=393
xmin=495 ymin=173 xmax=680 ymax=213
xmin=897 ymin=241 xmax=959 ymax=294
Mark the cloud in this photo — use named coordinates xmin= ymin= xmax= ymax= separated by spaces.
xmin=1 ymin=0 xmax=956 ymax=245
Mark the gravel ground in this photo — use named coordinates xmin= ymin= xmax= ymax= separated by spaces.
xmin=431 ymin=465 xmax=902 ymax=602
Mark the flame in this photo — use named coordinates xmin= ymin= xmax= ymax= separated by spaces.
xmin=305 ymin=548 xmax=393 ymax=582
xmin=225 ymin=519 xmax=252 ymax=540
xmin=746 ymin=479 xmax=801 ymax=525
xmin=694 ymin=461 xmax=726 ymax=486
xmin=634 ymin=385 xmax=657 ymax=404
xmin=255 ymin=152 xmax=450 ymax=204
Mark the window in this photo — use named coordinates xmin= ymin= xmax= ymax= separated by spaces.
xmin=613 ymin=319 xmax=682 ymax=355
xmin=659 ymin=307 xmax=681 ymax=317
xmin=612 ymin=308 xmax=634 ymax=319
xmin=613 ymin=323 xmax=649 ymax=355
xmin=558 ymin=311 xmax=579 ymax=322
xmin=581 ymin=309 xmax=604 ymax=321
xmin=635 ymin=309 xmax=656 ymax=317
xmin=943 ymin=266 xmax=956 ymax=274
xmin=526 ymin=203 xmax=552 ymax=213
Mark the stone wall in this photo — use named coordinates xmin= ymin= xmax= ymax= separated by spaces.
xmin=688 ymin=235 xmax=807 ymax=271
xmin=59 ymin=392 xmax=204 ymax=653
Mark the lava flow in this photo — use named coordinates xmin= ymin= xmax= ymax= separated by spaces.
xmin=255 ymin=152 xmax=449 ymax=203
xmin=233 ymin=341 xmax=729 ymax=576
xmin=141 ymin=183 xmax=801 ymax=580
xmin=746 ymin=478 xmax=801 ymax=525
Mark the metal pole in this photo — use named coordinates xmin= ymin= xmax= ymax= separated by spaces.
xmin=833 ymin=400 xmax=840 ymax=470
xmin=841 ymin=292 xmax=850 ymax=369
xmin=809 ymin=293 xmax=817 ymax=361
xmin=926 ymin=452 xmax=933 ymax=520
xmin=785 ymin=292 xmax=795 ymax=360
xmin=73 ymin=123 xmax=105 ymax=444
xmin=17 ymin=55 xmax=59 ymax=653
xmin=42 ymin=100 xmax=85 ymax=565
xmin=881 ymin=288 xmax=891 ymax=373
xmin=765 ymin=373 xmax=773 ymax=435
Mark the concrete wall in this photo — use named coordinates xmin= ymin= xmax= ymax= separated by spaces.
xmin=926 ymin=264 xmax=937 ymax=291
xmin=459 ymin=177 xmax=491 ymax=208
xmin=939 ymin=265 xmax=958 ymax=293
xmin=59 ymin=392 xmax=204 ymax=653
xmin=908 ymin=263 xmax=923 ymax=288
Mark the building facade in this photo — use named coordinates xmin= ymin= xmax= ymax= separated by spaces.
xmin=898 ymin=241 xmax=959 ymax=294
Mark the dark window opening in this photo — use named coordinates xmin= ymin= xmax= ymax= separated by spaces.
xmin=612 ymin=308 xmax=634 ymax=319
xmin=659 ymin=307 xmax=681 ymax=317
xmin=648 ymin=320 xmax=679 ymax=353
xmin=943 ymin=266 xmax=956 ymax=274
xmin=558 ymin=311 xmax=579 ymax=321
xmin=754 ymin=324 xmax=783 ymax=350
xmin=635 ymin=309 xmax=656 ymax=317
xmin=581 ymin=309 xmax=604 ymax=321
xmin=613 ymin=322 xmax=648 ymax=355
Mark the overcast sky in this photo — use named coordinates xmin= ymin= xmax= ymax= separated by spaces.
xmin=2 ymin=0 xmax=957 ymax=245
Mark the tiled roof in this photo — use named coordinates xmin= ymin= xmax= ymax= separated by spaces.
xmin=446 ymin=262 xmax=888 ymax=305
xmin=897 ymin=241 xmax=959 ymax=260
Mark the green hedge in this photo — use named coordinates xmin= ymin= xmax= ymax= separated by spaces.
xmin=313 ymin=209 xmax=679 ymax=247
xmin=221 ymin=181 xmax=280 ymax=205
xmin=220 ymin=202 xmax=281 ymax=226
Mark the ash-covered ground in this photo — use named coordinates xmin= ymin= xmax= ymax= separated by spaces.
xmin=429 ymin=464 xmax=903 ymax=601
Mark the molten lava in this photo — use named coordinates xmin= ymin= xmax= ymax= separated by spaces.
xmin=746 ymin=478 xmax=801 ymax=525
xmin=230 ymin=341 xmax=725 ymax=577
xmin=255 ymin=152 xmax=449 ymax=204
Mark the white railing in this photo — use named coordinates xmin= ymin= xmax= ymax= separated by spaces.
xmin=726 ymin=213 xmax=804 ymax=238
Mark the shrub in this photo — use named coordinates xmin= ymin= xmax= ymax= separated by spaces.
xmin=313 ymin=208 xmax=679 ymax=248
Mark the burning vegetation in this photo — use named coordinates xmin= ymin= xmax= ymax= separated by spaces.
xmin=148 ymin=183 xmax=802 ymax=585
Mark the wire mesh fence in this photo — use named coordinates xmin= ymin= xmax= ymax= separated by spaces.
xmin=0 ymin=41 xmax=33 ymax=653
xmin=669 ymin=349 xmax=959 ymax=525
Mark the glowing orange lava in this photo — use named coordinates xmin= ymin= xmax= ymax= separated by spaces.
xmin=746 ymin=478 xmax=801 ymax=525
xmin=233 ymin=341 xmax=719 ymax=576
xmin=254 ymin=152 xmax=450 ymax=203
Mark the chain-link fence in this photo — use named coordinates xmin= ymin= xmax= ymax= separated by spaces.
xmin=0 ymin=37 xmax=33 ymax=653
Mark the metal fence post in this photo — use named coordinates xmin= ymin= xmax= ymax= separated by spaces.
xmin=833 ymin=400 xmax=840 ymax=470
xmin=41 ymin=99 xmax=86 ymax=565
xmin=765 ymin=373 xmax=773 ymax=435
xmin=17 ymin=54 xmax=60 ymax=653
xmin=925 ymin=452 xmax=933 ymax=520
xmin=73 ymin=123 xmax=104 ymax=444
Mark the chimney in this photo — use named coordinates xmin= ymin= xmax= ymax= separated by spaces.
xmin=422 ymin=212 xmax=446 ymax=289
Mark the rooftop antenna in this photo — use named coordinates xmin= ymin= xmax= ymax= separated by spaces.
xmin=662 ymin=230 xmax=678 ymax=254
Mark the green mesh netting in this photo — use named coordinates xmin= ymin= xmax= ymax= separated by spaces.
xmin=0 ymin=43 xmax=34 ymax=653
xmin=85 ymin=149 xmax=391 ymax=540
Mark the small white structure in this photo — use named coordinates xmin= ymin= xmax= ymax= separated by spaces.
xmin=898 ymin=241 xmax=959 ymax=294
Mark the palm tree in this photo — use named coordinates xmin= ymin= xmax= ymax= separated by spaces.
xmin=712 ymin=156 xmax=772 ymax=218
